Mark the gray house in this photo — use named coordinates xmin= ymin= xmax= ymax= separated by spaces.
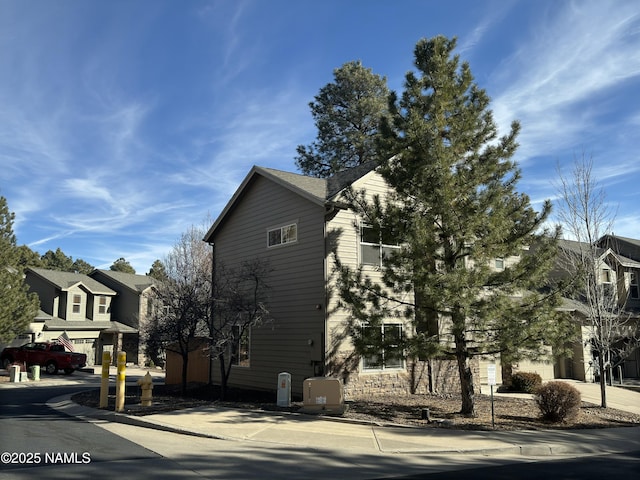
xmin=203 ymin=164 xmax=492 ymax=397
xmin=553 ymin=237 xmax=640 ymax=382
xmin=203 ymin=162 xmax=640 ymax=397
xmin=89 ymin=269 xmax=156 ymax=365
xmin=23 ymin=267 xmax=136 ymax=365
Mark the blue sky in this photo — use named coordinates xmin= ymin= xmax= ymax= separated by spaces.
xmin=1 ymin=0 xmax=639 ymax=274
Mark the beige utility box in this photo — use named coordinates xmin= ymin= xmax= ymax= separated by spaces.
xmin=302 ymin=377 xmax=344 ymax=414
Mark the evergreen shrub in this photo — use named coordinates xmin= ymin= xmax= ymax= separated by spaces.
xmin=511 ymin=372 xmax=542 ymax=393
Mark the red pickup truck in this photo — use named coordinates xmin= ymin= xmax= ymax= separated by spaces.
xmin=1 ymin=342 xmax=87 ymax=375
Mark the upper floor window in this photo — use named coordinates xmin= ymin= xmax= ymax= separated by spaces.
xmin=98 ymin=296 xmax=107 ymax=314
xmin=601 ymin=268 xmax=612 ymax=284
xmin=360 ymin=224 xmax=400 ymax=267
xmin=362 ymin=323 xmax=404 ymax=370
xmin=267 ymin=223 xmax=297 ymax=248
xmin=495 ymin=258 xmax=505 ymax=270
xmin=630 ymin=272 xmax=639 ymax=299
xmin=72 ymin=294 xmax=82 ymax=314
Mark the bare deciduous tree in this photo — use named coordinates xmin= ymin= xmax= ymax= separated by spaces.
xmin=143 ymin=225 xmax=211 ymax=395
xmin=208 ymin=259 xmax=271 ymax=400
xmin=556 ymin=155 xmax=638 ymax=408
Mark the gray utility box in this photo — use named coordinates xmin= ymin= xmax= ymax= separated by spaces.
xmin=302 ymin=377 xmax=344 ymax=414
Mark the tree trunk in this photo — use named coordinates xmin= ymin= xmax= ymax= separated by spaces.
xmin=598 ymin=353 xmax=607 ymax=408
xmin=501 ymin=359 xmax=514 ymax=389
xmin=181 ymin=353 xmax=189 ymax=396
xmin=454 ymin=330 xmax=476 ymax=416
xmin=218 ymin=353 xmax=227 ymax=400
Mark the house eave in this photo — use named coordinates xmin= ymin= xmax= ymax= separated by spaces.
xmin=204 ymin=166 xmax=327 ymax=243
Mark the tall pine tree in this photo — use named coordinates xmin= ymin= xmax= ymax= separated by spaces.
xmin=336 ymin=37 xmax=569 ymax=416
xmin=0 ymin=196 xmax=39 ymax=343
xmin=296 ymin=61 xmax=390 ymax=177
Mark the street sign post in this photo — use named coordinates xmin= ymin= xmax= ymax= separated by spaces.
xmin=487 ymin=364 xmax=496 ymax=429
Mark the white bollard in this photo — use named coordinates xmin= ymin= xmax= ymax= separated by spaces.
xmin=9 ymin=365 xmax=20 ymax=382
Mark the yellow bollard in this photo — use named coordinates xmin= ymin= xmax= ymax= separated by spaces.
xmin=99 ymin=351 xmax=111 ymax=408
xmin=115 ymin=351 xmax=126 ymax=412
xmin=137 ymin=372 xmax=154 ymax=407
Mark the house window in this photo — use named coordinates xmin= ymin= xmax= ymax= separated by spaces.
xmin=630 ymin=272 xmax=639 ymax=299
xmin=230 ymin=325 xmax=250 ymax=367
xmin=601 ymin=268 xmax=612 ymax=284
xmin=146 ymin=297 xmax=153 ymax=317
xmin=360 ymin=224 xmax=400 ymax=267
xmin=98 ymin=296 xmax=107 ymax=314
xmin=267 ymin=223 xmax=297 ymax=247
xmin=72 ymin=294 xmax=82 ymax=314
xmin=362 ymin=323 xmax=403 ymax=370
xmin=495 ymin=258 xmax=504 ymax=270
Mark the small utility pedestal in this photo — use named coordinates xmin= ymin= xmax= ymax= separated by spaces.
xmin=277 ymin=372 xmax=291 ymax=407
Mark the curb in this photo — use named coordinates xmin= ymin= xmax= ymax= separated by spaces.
xmin=46 ymin=392 xmax=640 ymax=457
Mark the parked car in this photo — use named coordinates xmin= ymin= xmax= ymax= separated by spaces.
xmin=0 ymin=342 xmax=87 ymax=375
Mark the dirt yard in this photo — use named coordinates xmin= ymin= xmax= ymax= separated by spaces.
xmin=71 ymin=382 xmax=640 ymax=431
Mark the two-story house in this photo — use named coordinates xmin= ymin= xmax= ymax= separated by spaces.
xmin=554 ymin=237 xmax=640 ymax=382
xmin=22 ymin=268 xmax=139 ymax=365
xmin=202 ymin=163 xmax=551 ymax=397
xmin=89 ymin=269 xmax=156 ymax=366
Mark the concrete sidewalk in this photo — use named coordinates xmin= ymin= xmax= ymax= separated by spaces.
xmin=47 ymin=378 xmax=640 ymax=458
xmin=558 ymin=379 xmax=640 ymax=415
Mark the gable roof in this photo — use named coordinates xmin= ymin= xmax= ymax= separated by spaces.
xmin=90 ymin=269 xmax=155 ymax=294
xmin=610 ymin=252 xmax=640 ymax=269
xmin=601 ymin=234 xmax=640 ymax=249
xmin=558 ymin=239 xmax=607 ymax=258
xmin=560 ymin=237 xmax=640 ymax=268
xmin=27 ymin=267 xmax=116 ymax=295
xmin=204 ymin=162 xmax=378 ymax=243
xmin=599 ymin=234 xmax=640 ymax=262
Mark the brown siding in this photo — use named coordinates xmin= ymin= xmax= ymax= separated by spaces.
xmin=211 ymin=175 xmax=327 ymax=396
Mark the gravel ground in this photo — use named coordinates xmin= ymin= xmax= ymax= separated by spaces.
xmin=71 ymin=382 xmax=640 ymax=431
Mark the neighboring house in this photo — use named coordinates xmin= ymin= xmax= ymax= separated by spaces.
xmin=201 ymin=164 xmax=546 ymax=397
xmin=20 ymin=267 xmax=138 ymax=366
xmin=89 ymin=269 xmax=156 ymax=365
xmin=553 ymin=238 xmax=640 ymax=382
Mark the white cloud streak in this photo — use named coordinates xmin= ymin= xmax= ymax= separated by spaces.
xmin=491 ymin=1 xmax=640 ymax=161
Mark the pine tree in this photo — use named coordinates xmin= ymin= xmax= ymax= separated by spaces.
xmin=296 ymin=61 xmax=390 ymax=177
xmin=110 ymin=257 xmax=136 ymax=274
xmin=41 ymin=248 xmax=74 ymax=271
xmin=0 ymin=196 xmax=40 ymax=343
xmin=336 ymin=37 xmax=569 ymax=416
xmin=148 ymin=259 xmax=168 ymax=282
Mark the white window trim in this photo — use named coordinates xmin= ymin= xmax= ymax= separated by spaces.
xmin=267 ymin=222 xmax=298 ymax=248
xmin=98 ymin=295 xmax=107 ymax=314
xmin=72 ymin=294 xmax=82 ymax=315
xmin=359 ymin=223 xmax=401 ymax=267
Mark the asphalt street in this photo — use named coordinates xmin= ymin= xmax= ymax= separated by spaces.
xmin=1 ymin=370 xmax=639 ymax=479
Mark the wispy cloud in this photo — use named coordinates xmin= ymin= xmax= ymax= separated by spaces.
xmin=458 ymin=2 xmax=514 ymax=54
xmin=491 ymin=1 xmax=640 ymax=161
